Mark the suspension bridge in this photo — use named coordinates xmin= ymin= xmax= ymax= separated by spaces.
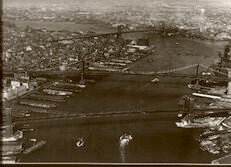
xmin=85 ymin=62 xmax=229 ymax=81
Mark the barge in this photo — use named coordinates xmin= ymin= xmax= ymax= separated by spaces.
xmin=46 ymin=86 xmax=81 ymax=93
xmin=53 ymin=81 xmax=86 ymax=88
xmin=19 ymin=99 xmax=57 ymax=108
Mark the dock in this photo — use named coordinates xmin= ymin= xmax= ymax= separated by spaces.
xmin=27 ymin=93 xmax=66 ymax=102
xmin=23 ymin=140 xmax=47 ymax=154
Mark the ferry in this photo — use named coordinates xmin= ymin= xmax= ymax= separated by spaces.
xmin=53 ymin=81 xmax=86 ymax=89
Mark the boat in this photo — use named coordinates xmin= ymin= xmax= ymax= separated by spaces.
xmin=151 ymin=78 xmax=160 ymax=83
xmin=2 ymin=130 xmax=23 ymax=142
xmin=176 ymin=116 xmax=226 ymax=128
xmin=53 ymin=81 xmax=86 ymax=89
xmin=21 ymin=128 xmax=34 ymax=132
xmin=188 ymin=79 xmax=226 ymax=93
xmin=76 ymin=138 xmax=84 ymax=148
xmin=210 ymin=45 xmax=231 ymax=77
xmin=43 ymin=89 xmax=73 ymax=96
xmin=120 ymin=134 xmax=133 ymax=142
xmin=76 ymin=84 xmax=86 ymax=88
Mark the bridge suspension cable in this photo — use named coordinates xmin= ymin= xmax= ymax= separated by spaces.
xmin=199 ymin=64 xmax=227 ymax=76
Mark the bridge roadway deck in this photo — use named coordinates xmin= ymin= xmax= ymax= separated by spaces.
xmin=14 ymin=109 xmax=179 ymax=124
xmin=13 ymin=107 xmax=231 ymax=124
xmin=4 ymin=69 xmax=229 ymax=82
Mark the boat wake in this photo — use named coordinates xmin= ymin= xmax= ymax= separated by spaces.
xmin=119 ymin=134 xmax=133 ymax=162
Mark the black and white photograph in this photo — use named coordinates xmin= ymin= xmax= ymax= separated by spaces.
xmin=1 ymin=0 xmax=231 ymax=165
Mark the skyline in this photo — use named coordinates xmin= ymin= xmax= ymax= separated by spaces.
xmin=3 ymin=0 xmax=231 ymax=9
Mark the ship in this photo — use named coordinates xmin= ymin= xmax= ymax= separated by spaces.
xmin=188 ymin=78 xmax=227 ymax=94
xmin=176 ymin=116 xmax=225 ymax=128
xmin=46 ymin=86 xmax=82 ymax=93
xmin=53 ymin=81 xmax=86 ymax=89
xmin=210 ymin=44 xmax=231 ymax=77
xmin=176 ymin=95 xmax=228 ymax=128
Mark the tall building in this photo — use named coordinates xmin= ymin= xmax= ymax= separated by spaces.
xmin=199 ymin=8 xmax=206 ymax=33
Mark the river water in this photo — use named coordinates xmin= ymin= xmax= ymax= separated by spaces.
xmin=10 ymin=22 xmax=229 ymax=163
xmin=18 ymin=74 xmax=224 ymax=163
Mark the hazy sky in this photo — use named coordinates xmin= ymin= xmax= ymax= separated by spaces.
xmin=3 ymin=0 xmax=231 ymax=9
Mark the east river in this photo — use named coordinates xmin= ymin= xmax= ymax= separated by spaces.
xmin=8 ymin=21 xmax=230 ymax=163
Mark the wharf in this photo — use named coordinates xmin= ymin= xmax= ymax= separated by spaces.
xmin=46 ymin=86 xmax=82 ymax=93
xmin=27 ymin=94 xmax=66 ymax=102
xmin=43 ymin=88 xmax=73 ymax=96
xmin=23 ymin=140 xmax=46 ymax=155
xmin=19 ymin=99 xmax=57 ymax=108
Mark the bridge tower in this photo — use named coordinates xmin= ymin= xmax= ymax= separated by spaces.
xmin=79 ymin=59 xmax=85 ymax=85
xmin=195 ymin=63 xmax=200 ymax=87
xmin=184 ymin=96 xmax=194 ymax=123
xmin=3 ymin=107 xmax=13 ymax=138
xmin=117 ymin=25 xmax=124 ymax=39
xmin=226 ymin=69 xmax=231 ymax=96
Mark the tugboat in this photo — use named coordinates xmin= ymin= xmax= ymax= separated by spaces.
xmin=151 ymin=78 xmax=160 ymax=83
xmin=76 ymin=137 xmax=84 ymax=148
xmin=119 ymin=133 xmax=133 ymax=147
